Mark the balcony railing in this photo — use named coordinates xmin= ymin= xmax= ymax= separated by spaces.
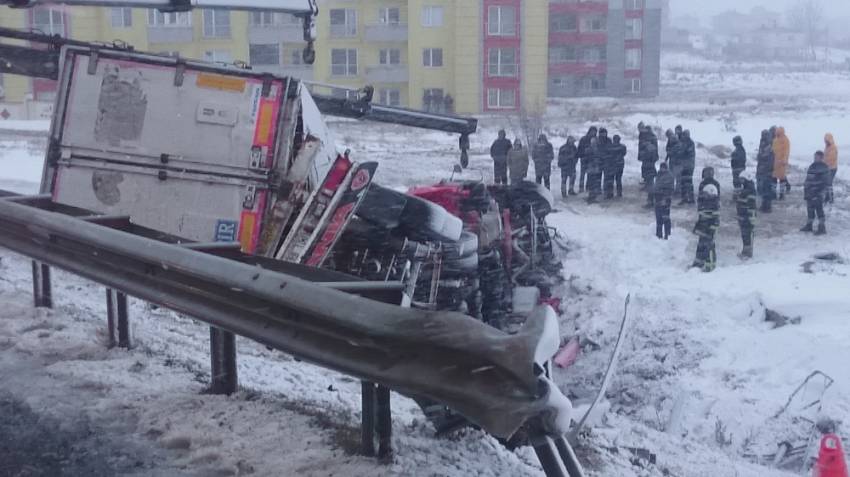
xmin=330 ymin=24 xmax=358 ymax=39
xmin=248 ymin=22 xmax=303 ymax=43
xmin=364 ymin=23 xmax=408 ymax=42
xmin=487 ymin=64 xmax=519 ymax=78
xmin=365 ymin=65 xmax=409 ymax=83
xmin=147 ymin=25 xmax=193 ymax=44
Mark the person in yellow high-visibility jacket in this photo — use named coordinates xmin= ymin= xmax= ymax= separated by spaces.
xmin=772 ymin=127 xmax=791 ymax=199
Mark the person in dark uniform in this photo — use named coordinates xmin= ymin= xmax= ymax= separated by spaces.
xmin=692 ymin=184 xmax=720 ymax=272
xmin=577 ymin=127 xmax=598 ymax=193
xmin=639 ymin=125 xmax=660 ymax=207
xmin=489 ymin=130 xmax=512 ymax=185
xmin=558 ymin=136 xmax=579 ymax=198
xmin=756 ymin=129 xmax=776 ymax=213
xmin=679 ymin=129 xmax=697 ymax=205
xmin=698 ymin=166 xmax=720 ymax=196
xmin=654 ymin=162 xmax=675 ymax=240
xmin=596 ymin=128 xmax=612 ymax=197
xmin=604 ymin=135 xmax=627 ymax=199
xmin=586 ymin=137 xmax=603 ymax=204
xmin=736 ymin=173 xmax=757 ymax=259
xmin=532 ymin=134 xmax=555 ymax=189
xmin=801 ymin=150 xmax=832 ymax=235
xmin=731 ymin=135 xmax=747 ymax=190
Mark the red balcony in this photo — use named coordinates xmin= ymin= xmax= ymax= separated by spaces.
xmin=625 ymin=69 xmax=642 ymax=78
xmin=549 ymin=32 xmax=607 ymax=45
xmin=550 ymin=2 xmax=608 ymax=15
xmin=549 ymin=63 xmax=607 ymax=75
xmin=625 ymin=39 xmax=643 ymax=49
xmin=625 ymin=10 xmax=644 ymax=19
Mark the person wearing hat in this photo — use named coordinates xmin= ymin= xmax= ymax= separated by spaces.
xmin=508 ymin=138 xmax=529 ymax=185
xmin=558 ymin=136 xmax=579 ymax=198
xmin=693 ymin=183 xmax=720 ymax=272
xmin=532 ymin=133 xmax=555 ymax=190
xmin=490 ymin=129 xmax=512 ymax=185
xmin=654 ymin=162 xmax=675 ymax=239
xmin=604 ymin=134 xmax=627 ymax=199
xmin=731 ymin=135 xmax=747 ymax=190
xmin=735 ymin=172 xmax=757 ymax=259
xmin=802 ymin=150 xmax=831 ymax=235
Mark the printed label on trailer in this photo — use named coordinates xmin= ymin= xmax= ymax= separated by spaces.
xmin=215 ymin=219 xmax=239 ymax=242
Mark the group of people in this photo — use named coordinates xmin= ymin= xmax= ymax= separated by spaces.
xmin=489 ymin=123 xmax=840 ymax=273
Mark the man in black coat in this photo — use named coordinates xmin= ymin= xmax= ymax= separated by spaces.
xmin=490 ymin=129 xmax=512 ymax=185
xmin=586 ymin=137 xmax=604 ymax=204
xmin=665 ymin=129 xmax=682 ymax=197
xmin=692 ymin=183 xmax=720 ymax=272
xmin=558 ymin=136 xmax=579 ymax=198
xmin=532 ymin=134 xmax=555 ymax=189
xmin=801 ymin=151 xmax=832 ymax=235
xmin=639 ymin=125 xmax=659 ymax=196
xmin=596 ymin=128 xmax=612 ymax=197
xmin=756 ymin=129 xmax=776 ymax=213
xmin=731 ymin=135 xmax=747 ymax=190
xmin=577 ymin=127 xmax=598 ymax=193
xmin=679 ymin=129 xmax=697 ymax=205
xmin=736 ymin=173 xmax=757 ymax=259
xmin=698 ymin=166 xmax=720 ymax=196
xmin=654 ymin=162 xmax=675 ymax=239
xmin=604 ymin=135 xmax=627 ymax=199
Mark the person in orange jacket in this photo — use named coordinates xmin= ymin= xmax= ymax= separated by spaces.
xmin=824 ymin=133 xmax=839 ymax=203
xmin=772 ymin=127 xmax=791 ymax=199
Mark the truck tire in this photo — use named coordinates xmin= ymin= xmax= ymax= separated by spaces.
xmin=356 ymin=184 xmax=407 ymax=229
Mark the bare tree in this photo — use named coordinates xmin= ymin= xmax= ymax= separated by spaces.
xmin=789 ymin=0 xmax=825 ymax=61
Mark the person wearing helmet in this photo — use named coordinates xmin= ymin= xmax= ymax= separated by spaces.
xmin=735 ymin=172 xmax=758 ymax=259
xmin=604 ymin=134 xmax=627 ymax=199
xmin=699 ymin=166 xmax=720 ymax=196
xmin=679 ymin=129 xmax=697 ymax=205
xmin=802 ymin=150 xmax=831 ymax=235
xmin=692 ymin=183 xmax=720 ymax=272
xmin=731 ymin=135 xmax=747 ymax=190
xmin=654 ymin=162 xmax=675 ymax=239
xmin=532 ymin=134 xmax=555 ymax=190
xmin=558 ymin=136 xmax=579 ymax=198
xmin=490 ymin=129 xmax=512 ymax=185
xmin=577 ymin=127 xmax=598 ymax=193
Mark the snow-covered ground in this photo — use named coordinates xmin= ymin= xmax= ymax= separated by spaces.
xmin=1 ymin=52 xmax=849 ymax=476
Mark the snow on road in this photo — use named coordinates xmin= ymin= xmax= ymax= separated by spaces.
xmin=1 ymin=52 xmax=849 ymax=476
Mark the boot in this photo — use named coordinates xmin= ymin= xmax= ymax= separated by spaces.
xmin=561 ymin=185 xmax=567 ymax=199
xmin=568 ymin=189 xmax=577 ymax=196
xmin=800 ymin=222 xmax=813 ymax=233
xmin=815 ymin=222 xmax=827 ymax=236
xmin=739 ymin=246 xmax=753 ymax=259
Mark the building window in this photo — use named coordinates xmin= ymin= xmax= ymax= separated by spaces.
xmin=330 ymin=9 xmax=358 ymax=37
xmin=379 ymin=49 xmax=401 ymax=65
xmin=379 ymin=7 xmax=400 ymax=25
xmin=549 ymin=46 xmax=577 ymax=63
xmin=204 ymin=50 xmax=233 ymax=63
xmin=423 ymin=88 xmax=444 ymax=112
xmin=625 ymin=18 xmax=642 ymax=40
xmin=487 ymin=6 xmax=516 ymax=36
xmin=625 ymin=48 xmax=642 ymax=69
xmin=379 ymin=89 xmax=401 ymax=106
xmin=550 ymin=14 xmax=577 ymax=33
xmin=32 ymin=8 xmax=65 ymax=36
xmin=147 ymin=10 xmax=191 ymax=27
xmin=249 ymin=44 xmax=281 ymax=66
xmin=625 ymin=0 xmax=644 ymax=10
xmin=423 ymin=48 xmax=443 ymax=67
xmin=421 ymin=6 xmax=444 ymax=27
xmin=250 ymin=11 xmax=276 ymax=27
xmin=111 ymin=8 xmax=132 ymax=28
xmin=580 ymin=76 xmax=606 ymax=92
xmin=630 ymin=78 xmax=642 ymax=93
xmin=286 ymin=49 xmax=305 ymax=65
xmin=487 ymin=88 xmax=517 ymax=109
xmin=331 ymin=49 xmax=358 ymax=76
xmin=488 ymin=48 xmax=518 ymax=77
xmin=581 ymin=15 xmax=607 ymax=33
xmin=203 ymin=10 xmax=231 ymax=38
xmin=581 ymin=46 xmax=607 ymax=62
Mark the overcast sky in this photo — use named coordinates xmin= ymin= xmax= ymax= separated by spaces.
xmin=671 ymin=0 xmax=850 ymax=21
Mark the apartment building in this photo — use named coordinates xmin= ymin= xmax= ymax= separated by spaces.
xmin=0 ymin=1 xmax=662 ymax=118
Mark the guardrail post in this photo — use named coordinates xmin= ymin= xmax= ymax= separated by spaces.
xmin=361 ymin=381 xmax=377 ymax=457
xmin=105 ymin=289 xmax=131 ymax=349
xmin=31 ymin=261 xmax=52 ymax=308
xmin=376 ymin=384 xmax=393 ymax=462
xmin=209 ymin=327 xmax=238 ymax=395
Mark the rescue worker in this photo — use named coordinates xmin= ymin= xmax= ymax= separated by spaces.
xmin=824 ymin=133 xmax=838 ymax=204
xmin=801 ymin=150 xmax=831 ymax=235
xmin=666 ymin=129 xmax=683 ymax=197
xmin=654 ymin=162 xmax=675 ymax=240
xmin=577 ymin=127 xmax=598 ymax=193
xmin=679 ymin=129 xmax=697 ymax=205
xmin=585 ymin=137 xmax=603 ymax=204
xmin=675 ymin=124 xmax=684 ymax=140
xmin=639 ymin=126 xmax=660 ymax=206
xmin=508 ymin=138 xmax=529 ymax=185
xmin=756 ymin=130 xmax=775 ymax=213
xmin=731 ymin=135 xmax=747 ymax=190
xmin=692 ymin=184 xmax=720 ymax=272
xmin=558 ymin=136 xmax=579 ymax=198
xmin=489 ymin=129 xmax=512 ymax=185
xmin=596 ymin=128 xmax=612 ymax=196
xmin=772 ymin=127 xmax=791 ymax=199
xmin=604 ymin=135 xmax=627 ymax=199
xmin=736 ymin=173 xmax=757 ymax=259
xmin=532 ymin=134 xmax=555 ymax=190
xmin=698 ymin=166 xmax=720 ymax=196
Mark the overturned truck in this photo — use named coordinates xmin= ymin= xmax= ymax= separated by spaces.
xmin=0 ymin=2 xmax=583 ymax=475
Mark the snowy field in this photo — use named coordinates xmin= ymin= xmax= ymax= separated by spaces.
xmin=1 ymin=53 xmax=849 ymax=476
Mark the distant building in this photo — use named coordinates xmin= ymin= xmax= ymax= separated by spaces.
xmin=725 ymin=27 xmax=810 ymax=61
xmin=0 ymin=0 xmax=664 ymax=119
